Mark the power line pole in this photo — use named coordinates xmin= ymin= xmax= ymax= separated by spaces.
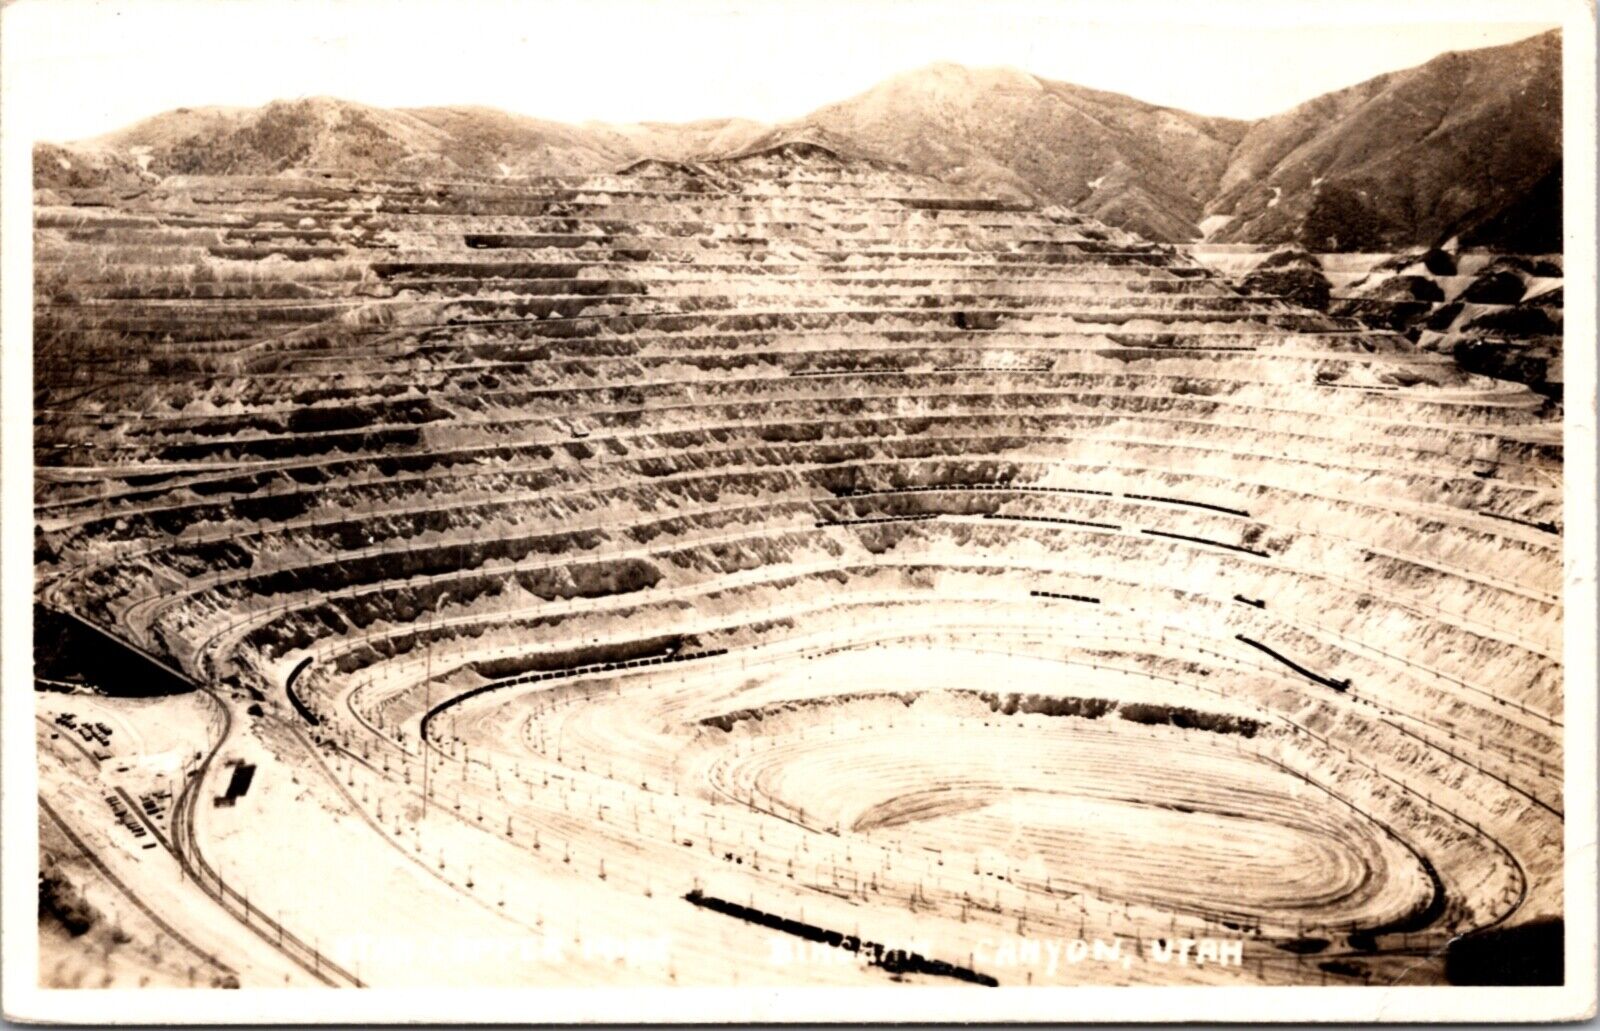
xmin=423 ymin=623 xmax=432 ymax=817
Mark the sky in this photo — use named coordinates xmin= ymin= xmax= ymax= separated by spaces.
xmin=2 ymin=0 xmax=1565 ymax=143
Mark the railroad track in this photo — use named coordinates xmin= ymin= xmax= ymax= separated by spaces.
xmin=39 ymin=795 xmax=237 ymax=983
xmin=39 ymin=605 xmax=363 ymax=987
xmin=167 ymin=677 xmax=365 ymax=987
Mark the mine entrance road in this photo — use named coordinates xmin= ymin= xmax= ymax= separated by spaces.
xmin=36 ymin=604 xmax=364 ymax=987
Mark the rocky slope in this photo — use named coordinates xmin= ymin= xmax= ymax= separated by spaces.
xmin=47 ymin=99 xmax=635 ymax=181
xmin=1205 ymin=31 xmax=1560 ymax=251
xmin=1337 ymin=251 xmax=1565 ymax=400
xmin=1192 ymin=245 xmax=1565 ymax=400
xmin=789 ymin=63 xmax=1249 ymax=242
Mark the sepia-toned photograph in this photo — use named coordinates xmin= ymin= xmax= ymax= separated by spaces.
xmin=1 ymin=0 xmax=1594 ymax=1023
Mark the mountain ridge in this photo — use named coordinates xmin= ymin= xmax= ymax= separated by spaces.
xmin=1204 ymin=29 xmax=1560 ymax=249
xmin=34 ymin=29 xmax=1560 ymax=249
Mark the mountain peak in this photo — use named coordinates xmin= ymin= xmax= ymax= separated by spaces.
xmin=887 ymin=61 xmax=1044 ymax=95
xmin=34 ymin=30 xmax=1560 ymax=250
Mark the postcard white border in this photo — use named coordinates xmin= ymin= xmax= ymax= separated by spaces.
xmin=2 ymin=0 xmax=1595 ymax=1022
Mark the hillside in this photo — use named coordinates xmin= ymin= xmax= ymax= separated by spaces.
xmin=601 ymin=117 xmax=771 ymax=162
xmin=1205 ymin=31 xmax=1560 ymax=250
xmin=61 ymin=98 xmax=637 ymax=180
xmin=785 ymin=63 xmax=1250 ymax=242
xmin=32 ymin=30 xmax=1561 ymax=249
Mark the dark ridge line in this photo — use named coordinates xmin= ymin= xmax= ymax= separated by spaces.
xmin=284 ymin=655 xmax=319 ymax=726
xmin=900 ymin=197 xmax=1031 ymax=213
xmin=986 ymin=512 xmax=1120 ymax=531
xmin=1029 ymin=589 xmax=1101 ymax=604
xmin=1141 ymin=527 xmax=1270 ymax=557
xmin=1235 ymin=634 xmax=1350 ymax=693
xmin=496 ymin=647 xmax=728 ymax=688
xmin=700 ymin=686 xmax=1259 ymax=737
xmin=418 ymin=647 xmax=730 ymax=742
xmin=834 ymin=484 xmax=1120 ymax=500
xmin=815 ymin=514 xmax=938 ymax=527
xmin=1124 ymin=492 xmax=1251 ymax=518
xmin=682 ymin=890 xmax=998 ymax=987
xmin=1103 ymin=343 xmax=1260 ymax=353
xmin=1480 ymin=510 xmax=1559 ymax=535
xmin=941 ymin=365 xmax=1054 ymax=373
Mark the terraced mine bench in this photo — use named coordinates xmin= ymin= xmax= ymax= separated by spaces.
xmin=33 ymin=140 xmax=1563 ymax=988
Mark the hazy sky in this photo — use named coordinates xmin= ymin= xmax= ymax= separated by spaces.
xmin=3 ymin=0 xmax=1564 ymax=143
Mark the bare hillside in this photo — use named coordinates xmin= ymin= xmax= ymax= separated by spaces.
xmin=1205 ymin=31 xmax=1560 ymax=250
xmin=32 ymin=30 xmax=1562 ymax=251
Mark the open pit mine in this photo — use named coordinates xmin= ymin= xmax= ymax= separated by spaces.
xmin=33 ymin=142 xmax=1563 ymax=989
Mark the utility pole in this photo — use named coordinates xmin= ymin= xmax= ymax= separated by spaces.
xmin=423 ymin=618 xmax=433 ymax=816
